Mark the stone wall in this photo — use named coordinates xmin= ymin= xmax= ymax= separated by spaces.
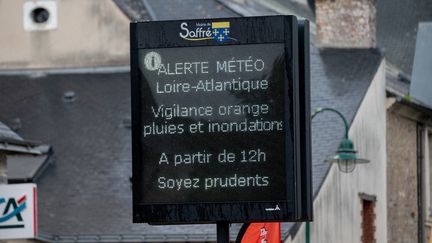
xmin=316 ymin=0 xmax=376 ymax=48
xmin=386 ymin=110 xmax=418 ymax=243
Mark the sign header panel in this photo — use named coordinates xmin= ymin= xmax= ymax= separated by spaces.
xmin=0 ymin=183 xmax=37 ymax=240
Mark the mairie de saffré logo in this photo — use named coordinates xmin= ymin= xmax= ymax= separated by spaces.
xmin=179 ymin=21 xmax=235 ymax=43
xmin=0 ymin=195 xmax=27 ymax=228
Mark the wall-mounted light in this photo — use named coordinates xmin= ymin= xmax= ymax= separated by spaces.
xmin=23 ymin=0 xmax=58 ymax=31
xmin=312 ymin=107 xmax=370 ymax=173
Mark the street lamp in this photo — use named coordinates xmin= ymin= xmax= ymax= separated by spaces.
xmin=311 ymin=107 xmax=370 ymax=173
xmin=306 ymin=107 xmax=371 ymax=243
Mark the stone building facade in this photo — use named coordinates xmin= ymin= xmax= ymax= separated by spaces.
xmin=386 ymin=109 xmax=419 ymax=242
xmin=386 ymin=97 xmax=432 ymax=243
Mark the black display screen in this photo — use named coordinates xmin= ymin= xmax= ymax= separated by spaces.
xmin=138 ymin=43 xmax=291 ymax=204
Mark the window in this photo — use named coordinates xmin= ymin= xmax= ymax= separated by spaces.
xmin=360 ymin=193 xmax=376 ymax=243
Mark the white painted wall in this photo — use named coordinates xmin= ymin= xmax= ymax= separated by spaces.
xmin=286 ymin=60 xmax=387 ymax=243
xmin=0 ymin=0 xmax=130 ymax=69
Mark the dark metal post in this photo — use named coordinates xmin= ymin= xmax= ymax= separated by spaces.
xmin=0 ymin=152 xmax=6 ymax=184
xmin=217 ymin=222 xmax=230 ymax=243
xmin=0 ymin=153 xmax=6 ymax=243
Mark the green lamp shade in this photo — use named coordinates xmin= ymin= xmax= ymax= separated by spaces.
xmin=325 ymin=138 xmax=370 ymax=173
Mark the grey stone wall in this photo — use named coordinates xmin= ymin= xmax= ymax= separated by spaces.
xmin=316 ymin=0 xmax=377 ymax=48
xmin=386 ymin=110 xmax=418 ymax=243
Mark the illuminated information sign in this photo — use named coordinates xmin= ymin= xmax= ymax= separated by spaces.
xmin=131 ymin=16 xmax=312 ymax=224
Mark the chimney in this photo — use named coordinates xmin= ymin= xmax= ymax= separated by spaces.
xmin=316 ymin=0 xmax=377 ymax=48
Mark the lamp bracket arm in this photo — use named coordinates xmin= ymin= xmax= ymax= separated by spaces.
xmin=311 ymin=107 xmax=350 ymax=139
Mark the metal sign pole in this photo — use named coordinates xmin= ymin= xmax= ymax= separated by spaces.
xmin=0 ymin=152 xmax=6 ymax=184
xmin=217 ymin=222 xmax=230 ymax=243
xmin=0 ymin=153 xmax=5 ymax=243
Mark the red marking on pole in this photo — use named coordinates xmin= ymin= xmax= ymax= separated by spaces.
xmin=33 ymin=187 xmax=37 ymax=237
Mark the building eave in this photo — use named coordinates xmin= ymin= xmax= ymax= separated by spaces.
xmin=386 ymin=89 xmax=432 ymax=126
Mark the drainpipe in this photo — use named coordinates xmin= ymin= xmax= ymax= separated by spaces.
xmin=417 ymin=123 xmax=425 ymax=243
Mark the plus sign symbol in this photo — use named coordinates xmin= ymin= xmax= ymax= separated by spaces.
xmin=144 ymin=51 xmax=162 ymax=71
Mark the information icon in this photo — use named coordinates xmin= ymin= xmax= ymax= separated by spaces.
xmin=144 ymin=51 xmax=162 ymax=71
